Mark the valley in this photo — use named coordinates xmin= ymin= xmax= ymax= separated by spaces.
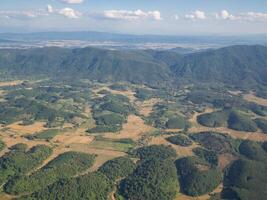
xmin=0 ymin=69 xmax=266 ymax=199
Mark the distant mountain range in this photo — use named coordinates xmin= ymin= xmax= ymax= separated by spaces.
xmin=0 ymin=31 xmax=267 ymax=50
xmin=0 ymin=45 xmax=266 ymax=89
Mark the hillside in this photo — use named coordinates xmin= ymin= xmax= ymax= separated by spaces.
xmin=171 ymin=45 xmax=267 ymax=88
xmin=0 ymin=45 xmax=267 ymax=89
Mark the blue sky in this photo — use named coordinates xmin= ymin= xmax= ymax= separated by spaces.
xmin=0 ymin=0 xmax=267 ymax=35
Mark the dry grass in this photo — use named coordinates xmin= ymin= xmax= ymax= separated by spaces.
xmin=70 ymin=144 xmax=126 ymax=173
xmin=52 ymin=134 xmax=94 ymax=145
xmin=0 ymin=80 xmax=23 ymax=87
xmin=0 ymin=129 xmax=50 ymax=149
xmin=0 ymin=193 xmax=13 ymax=200
xmin=218 ymin=153 xmax=237 ymax=170
xmin=244 ymin=92 xmax=267 ymax=106
xmin=92 ymin=86 xmax=136 ymax=102
xmin=103 ymin=115 xmax=154 ymax=141
xmin=148 ymin=135 xmax=199 ymax=157
xmin=7 ymin=121 xmax=47 ymax=135
xmin=136 ymin=98 xmax=161 ymax=117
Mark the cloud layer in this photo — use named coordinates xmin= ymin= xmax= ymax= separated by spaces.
xmin=178 ymin=10 xmax=267 ymax=22
xmin=60 ymin=0 xmax=84 ymax=4
xmin=97 ymin=9 xmax=162 ymax=21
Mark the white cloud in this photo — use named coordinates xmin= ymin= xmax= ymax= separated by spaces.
xmin=47 ymin=5 xmax=53 ymax=13
xmin=60 ymin=0 xmax=84 ymax=4
xmin=215 ymin=10 xmax=267 ymax=21
xmin=216 ymin=10 xmax=235 ymax=20
xmin=184 ymin=10 xmax=206 ymax=20
xmin=0 ymin=10 xmax=48 ymax=20
xmin=58 ymin=7 xmax=81 ymax=18
xmin=174 ymin=14 xmax=179 ymax=20
xmin=99 ymin=9 xmax=162 ymax=21
xmin=194 ymin=10 xmax=206 ymax=19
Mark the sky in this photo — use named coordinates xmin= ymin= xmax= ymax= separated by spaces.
xmin=0 ymin=0 xmax=267 ymax=35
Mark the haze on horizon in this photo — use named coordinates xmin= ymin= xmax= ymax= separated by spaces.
xmin=0 ymin=0 xmax=267 ymax=35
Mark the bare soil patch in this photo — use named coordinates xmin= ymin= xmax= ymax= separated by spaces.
xmin=148 ymin=135 xmax=199 ymax=157
xmin=104 ymin=115 xmax=154 ymax=141
xmin=0 ymin=80 xmax=23 ymax=87
xmin=93 ymin=86 xmax=136 ymax=102
xmin=136 ymin=98 xmax=161 ymax=117
xmin=7 ymin=121 xmax=47 ymax=135
xmin=218 ymin=153 xmax=237 ymax=170
xmin=70 ymin=144 xmax=126 ymax=172
xmin=244 ymin=92 xmax=267 ymax=106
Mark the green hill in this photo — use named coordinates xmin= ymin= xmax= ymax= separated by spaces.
xmin=0 ymin=45 xmax=267 ymax=89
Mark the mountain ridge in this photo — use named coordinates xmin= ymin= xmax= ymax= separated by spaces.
xmin=0 ymin=45 xmax=266 ymax=89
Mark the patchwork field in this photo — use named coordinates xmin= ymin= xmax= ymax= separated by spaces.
xmin=0 ymin=80 xmax=267 ymax=200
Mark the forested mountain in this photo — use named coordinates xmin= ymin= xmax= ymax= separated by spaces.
xmin=0 ymin=45 xmax=266 ymax=89
xmin=171 ymin=45 xmax=267 ymax=88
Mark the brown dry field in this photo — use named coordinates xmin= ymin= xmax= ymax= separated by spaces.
xmin=244 ymin=92 xmax=267 ymax=106
xmin=71 ymin=144 xmax=126 ymax=173
xmin=218 ymin=153 xmax=237 ymax=170
xmin=104 ymin=115 xmax=154 ymax=141
xmin=0 ymin=193 xmax=13 ymax=200
xmin=92 ymin=86 xmax=136 ymax=102
xmin=136 ymin=98 xmax=161 ymax=117
xmin=0 ymin=80 xmax=23 ymax=87
xmin=148 ymin=135 xmax=200 ymax=157
xmin=7 ymin=121 xmax=47 ymax=135
xmin=0 ymin=126 xmax=50 ymax=149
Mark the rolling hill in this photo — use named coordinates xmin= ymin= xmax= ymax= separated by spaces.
xmin=0 ymin=45 xmax=266 ymax=89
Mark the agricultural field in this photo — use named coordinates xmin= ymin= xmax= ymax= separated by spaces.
xmin=0 ymin=79 xmax=267 ymax=200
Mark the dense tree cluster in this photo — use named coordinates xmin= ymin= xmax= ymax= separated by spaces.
xmin=166 ymin=134 xmax=193 ymax=147
xmin=98 ymin=157 xmax=136 ymax=181
xmin=21 ymin=172 xmax=113 ymax=200
xmin=0 ymin=144 xmax=52 ymax=185
xmin=88 ymin=94 xmax=134 ymax=133
xmin=176 ymin=157 xmax=221 ymax=196
xmin=5 ymin=151 xmax=96 ymax=195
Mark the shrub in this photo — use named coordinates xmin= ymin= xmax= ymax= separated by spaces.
xmin=254 ymin=118 xmax=267 ymax=133
xmin=94 ymin=113 xmax=126 ymax=126
xmin=100 ymin=102 xmax=133 ymax=115
xmin=193 ymin=147 xmax=218 ymax=166
xmin=133 ymin=145 xmax=177 ymax=160
xmin=0 ymin=140 xmax=6 ymax=151
xmin=239 ymin=140 xmax=267 ymax=162
xmin=26 ymin=129 xmax=59 ymax=140
xmin=166 ymin=134 xmax=193 ymax=147
xmin=228 ymin=111 xmax=257 ymax=132
xmin=165 ymin=115 xmax=187 ymax=129
xmin=109 ymin=83 xmax=128 ymax=91
xmin=135 ymin=88 xmax=154 ymax=100
xmin=197 ymin=111 xmax=228 ymax=127
xmin=87 ymin=124 xmax=122 ymax=133
xmin=190 ymin=132 xmax=239 ymax=154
